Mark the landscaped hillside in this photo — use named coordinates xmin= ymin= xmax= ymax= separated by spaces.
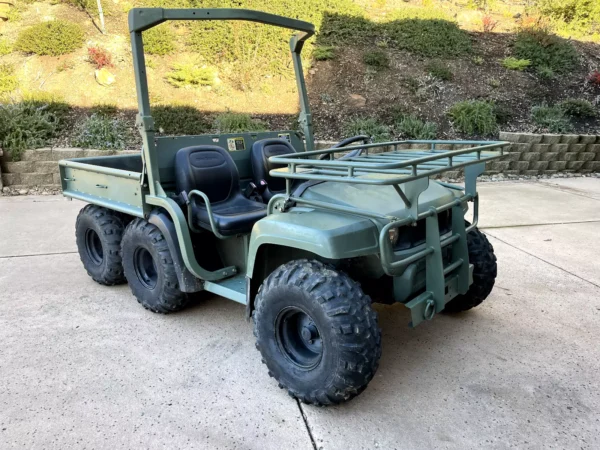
xmin=0 ymin=0 xmax=599 ymax=159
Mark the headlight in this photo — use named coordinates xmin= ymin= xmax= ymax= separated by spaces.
xmin=388 ymin=227 xmax=399 ymax=246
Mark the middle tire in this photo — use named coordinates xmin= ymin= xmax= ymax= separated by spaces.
xmin=121 ymin=218 xmax=188 ymax=313
xmin=253 ymin=259 xmax=382 ymax=406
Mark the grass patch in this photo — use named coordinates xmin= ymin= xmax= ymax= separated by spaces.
xmin=0 ymin=39 xmax=13 ymax=56
xmin=166 ymin=63 xmax=219 ymax=88
xmin=448 ymin=100 xmax=497 ymax=135
xmin=343 ymin=117 xmax=390 ymax=142
xmin=502 ymin=57 xmax=531 ymax=71
xmin=152 ymin=105 xmax=211 ymax=135
xmin=16 ymin=20 xmax=85 ymax=56
xmin=143 ymin=25 xmax=175 ymax=56
xmin=425 ymin=61 xmax=453 ymax=81
xmin=74 ymin=114 xmax=132 ymax=150
xmin=0 ymin=64 xmax=18 ymax=95
xmin=513 ymin=29 xmax=579 ymax=75
xmin=213 ymin=112 xmax=267 ymax=133
xmin=0 ymin=102 xmax=59 ymax=160
xmin=395 ymin=114 xmax=438 ymax=139
xmin=559 ymin=98 xmax=596 ymax=117
xmin=313 ymin=46 xmax=336 ymax=61
xmin=363 ymin=51 xmax=389 ymax=69
xmin=531 ymin=104 xmax=573 ymax=133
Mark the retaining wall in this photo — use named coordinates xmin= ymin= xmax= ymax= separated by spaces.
xmin=1 ymin=133 xmax=599 ymax=190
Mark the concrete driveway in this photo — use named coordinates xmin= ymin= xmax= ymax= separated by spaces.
xmin=1 ymin=178 xmax=599 ymax=449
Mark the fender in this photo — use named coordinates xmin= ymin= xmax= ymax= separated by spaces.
xmin=246 ymin=207 xmax=380 ymax=278
xmin=148 ymin=210 xmax=204 ymax=293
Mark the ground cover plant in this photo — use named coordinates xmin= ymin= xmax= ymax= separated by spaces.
xmin=213 ymin=112 xmax=266 ymax=133
xmin=512 ymin=29 xmax=579 ymax=75
xmin=15 ymin=20 xmax=85 ymax=56
xmin=531 ymin=104 xmax=573 ymax=133
xmin=448 ymin=100 xmax=497 ymax=135
xmin=74 ymin=114 xmax=132 ymax=150
xmin=0 ymin=102 xmax=59 ymax=160
xmin=343 ymin=117 xmax=390 ymax=142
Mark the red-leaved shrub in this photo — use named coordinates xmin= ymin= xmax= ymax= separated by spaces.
xmin=87 ymin=46 xmax=113 ymax=69
xmin=588 ymin=70 xmax=600 ymax=86
xmin=482 ymin=16 xmax=498 ymax=33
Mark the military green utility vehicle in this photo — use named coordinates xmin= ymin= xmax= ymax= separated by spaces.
xmin=60 ymin=8 xmax=507 ymax=406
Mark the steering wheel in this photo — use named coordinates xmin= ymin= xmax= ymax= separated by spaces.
xmin=318 ymin=135 xmax=372 ymax=160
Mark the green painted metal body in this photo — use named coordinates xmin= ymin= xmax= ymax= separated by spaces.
xmin=59 ymin=8 xmax=508 ymax=327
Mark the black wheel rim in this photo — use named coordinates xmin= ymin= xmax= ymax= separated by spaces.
xmin=276 ymin=307 xmax=323 ymax=369
xmin=133 ymin=247 xmax=158 ymax=290
xmin=85 ymin=228 xmax=103 ymax=266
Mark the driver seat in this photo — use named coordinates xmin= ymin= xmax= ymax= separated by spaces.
xmin=250 ymin=138 xmax=298 ymax=202
xmin=175 ymin=145 xmax=266 ymax=237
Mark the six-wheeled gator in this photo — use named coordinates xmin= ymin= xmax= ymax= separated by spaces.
xmin=60 ymin=8 xmax=507 ymax=405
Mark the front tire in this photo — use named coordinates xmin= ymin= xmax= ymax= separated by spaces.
xmin=75 ymin=205 xmax=127 ymax=285
xmin=444 ymin=227 xmax=497 ymax=313
xmin=121 ymin=218 xmax=188 ymax=313
xmin=253 ymin=259 xmax=381 ymax=406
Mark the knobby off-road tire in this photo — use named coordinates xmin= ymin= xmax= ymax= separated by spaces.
xmin=121 ymin=218 xmax=188 ymax=314
xmin=75 ymin=204 xmax=127 ymax=285
xmin=444 ymin=227 xmax=497 ymax=313
xmin=253 ymin=259 xmax=382 ymax=406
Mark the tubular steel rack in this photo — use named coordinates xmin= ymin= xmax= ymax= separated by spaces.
xmin=268 ymin=139 xmax=509 ymax=326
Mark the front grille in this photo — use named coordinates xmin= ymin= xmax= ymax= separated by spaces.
xmin=394 ymin=209 xmax=452 ymax=251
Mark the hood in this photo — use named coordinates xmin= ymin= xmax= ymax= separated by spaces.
xmin=300 ymin=180 xmax=459 ymax=220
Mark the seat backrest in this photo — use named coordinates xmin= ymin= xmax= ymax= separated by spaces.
xmin=175 ymin=145 xmax=241 ymax=203
xmin=251 ymin=139 xmax=297 ymax=195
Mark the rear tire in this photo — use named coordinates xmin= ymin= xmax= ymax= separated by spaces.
xmin=75 ymin=205 xmax=127 ymax=285
xmin=444 ymin=227 xmax=497 ymax=313
xmin=121 ymin=218 xmax=188 ymax=313
xmin=253 ymin=259 xmax=381 ymax=406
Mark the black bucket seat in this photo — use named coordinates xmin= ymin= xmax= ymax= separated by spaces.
xmin=175 ymin=145 xmax=266 ymax=237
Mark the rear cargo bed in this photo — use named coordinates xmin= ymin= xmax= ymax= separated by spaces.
xmin=59 ymin=154 xmax=145 ymax=217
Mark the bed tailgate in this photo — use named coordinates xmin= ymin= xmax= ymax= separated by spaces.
xmin=59 ymin=158 xmax=145 ymax=217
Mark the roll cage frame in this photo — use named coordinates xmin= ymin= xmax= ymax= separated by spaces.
xmin=128 ymin=8 xmax=316 ymax=198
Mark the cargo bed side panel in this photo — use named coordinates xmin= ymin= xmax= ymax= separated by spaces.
xmin=59 ymin=160 xmax=145 ymax=217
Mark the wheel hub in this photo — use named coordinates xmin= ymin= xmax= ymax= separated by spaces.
xmin=133 ymin=247 xmax=158 ymax=290
xmin=276 ymin=307 xmax=323 ymax=369
xmin=85 ymin=228 xmax=103 ymax=266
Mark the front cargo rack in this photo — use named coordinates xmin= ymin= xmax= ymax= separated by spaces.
xmin=267 ymin=139 xmax=509 ymax=326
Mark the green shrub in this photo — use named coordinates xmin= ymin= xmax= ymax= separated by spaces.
xmin=384 ymin=19 xmax=471 ymax=58
xmin=143 ymin=25 xmax=175 ymax=56
xmin=363 ymin=51 xmax=389 ymax=69
xmin=213 ymin=112 xmax=267 ymax=133
xmin=0 ymin=64 xmax=18 ymax=95
xmin=536 ymin=66 xmax=555 ymax=79
xmin=395 ymin=115 xmax=438 ymax=139
xmin=152 ymin=105 xmax=211 ymax=135
xmin=21 ymin=91 xmax=71 ymax=128
xmin=531 ymin=104 xmax=573 ymax=132
xmin=185 ymin=0 xmax=361 ymax=82
xmin=343 ymin=117 xmax=390 ymax=142
xmin=448 ymin=100 xmax=497 ymax=135
xmin=166 ymin=63 xmax=219 ymax=88
xmin=313 ymin=46 xmax=336 ymax=61
xmin=0 ymin=102 xmax=59 ymax=160
xmin=535 ymin=0 xmax=600 ymax=38
xmin=513 ymin=30 xmax=578 ymax=74
xmin=16 ymin=20 xmax=85 ymax=56
xmin=425 ymin=61 xmax=453 ymax=81
xmin=502 ymin=57 xmax=531 ymax=70
xmin=74 ymin=114 xmax=132 ymax=150
xmin=0 ymin=39 xmax=13 ymax=56
xmin=559 ymin=98 xmax=596 ymax=117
